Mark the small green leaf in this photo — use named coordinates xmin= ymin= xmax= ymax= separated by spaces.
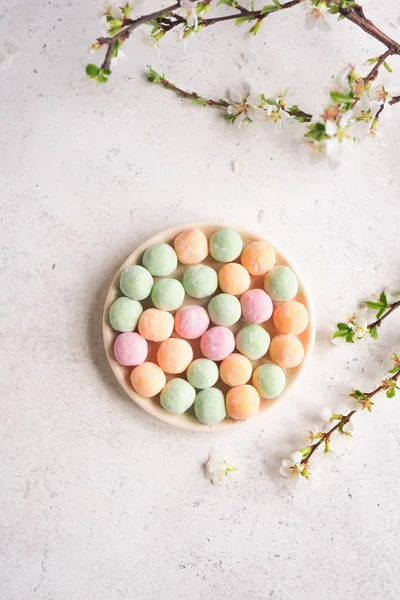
xmin=345 ymin=330 xmax=355 ymax=343
xmin=389 ymin=365 xmax=400 ymax=374
xmin=379 ymin=291 xmax=388 ymax=307
xmin=330 ymin=91 xmax=354 ymax=103
xmin=366 ymin=57 xmax=380 ymax=64
xmin=235 ymin=15 xmax=255 ymax=25
xmin=86 ymin=63 xmax=100 ymax=77
xmin=193 ymin=97 xmax=208 ymax=106
xmin=272 ymin=0 xmax=281 ymax=5
xmin=217 ymin=0 xmax=237 ymax=5
xmin=337 ymin=322 xmax=351 ymax=331
xmin=260 ymin=4 xmax=279 ymax=14
xmin=386 ymin=386 xmax=396 ymax=398
xmin=369 ymin=326 xmax=379 ymax=339
xmin=146 ymin=67 xmax=163 ymax=83
xmin=376 ymin=307 xmax=386 ymax=319
xmin=383 ymin=61 xmax=393 ymax=73
xmin=365 ymin=301 xmax=384 ymax=310
xmin=353 ymin=389 xmax=363 ymax=398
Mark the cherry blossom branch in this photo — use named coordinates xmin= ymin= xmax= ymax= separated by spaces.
xmin=333 ymin=290 xmax=400 ymax=342
xmin=147 ymin=67 xmax=313 ymax=124
xmin=281 ymin=355 xmax=400 ymax=480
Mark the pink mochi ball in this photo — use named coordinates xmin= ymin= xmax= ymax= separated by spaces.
xmin=114 ymin=332 xmax=148 ymax=366
xmin=240 ymin=289 xmax=273 ymax=324
xmin=200 ymin=326 xmax=235 ymax=361
xmin=174 ymin=305 xmax=210 ymax=339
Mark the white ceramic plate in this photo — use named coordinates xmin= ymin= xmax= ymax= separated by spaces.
xmin=103 ymin=221 xmax=315 ymax=432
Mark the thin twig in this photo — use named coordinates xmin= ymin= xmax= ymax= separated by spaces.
xmin=367 ymin=300 xmax=400 ymax=330
xmin=302 ymin=369 xmax=400 ymax=466
xmin=159 ymin=76 xmax=229 ymax=107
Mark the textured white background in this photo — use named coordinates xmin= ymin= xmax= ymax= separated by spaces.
xmin=1 ymin=0 xmax=400 ymax=598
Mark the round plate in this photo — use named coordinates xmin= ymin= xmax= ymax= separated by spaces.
xmin=103 ymin=221 xmax=315 ymax=432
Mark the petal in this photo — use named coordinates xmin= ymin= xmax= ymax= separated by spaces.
xmin=325 ymin=120 xmax=338 ymax=136
xmin=340 ymin=110 xmax=353 ymax=128
xmin=318 ymin=17 xmax=331 ymax=32
xmin=247 ymin=93 xmax=262 ymax=107
xmin=279 ymin=465 xmax=292 ymax=478
xmin=235 ymin=112 xmax=247 ymax=129
xmin=232 ymin=159 xmax=243 ymax=175
xmin=304 ymin=15 xmax=316 ymax=30
xmin=229 ymin=88 xmax=243 ymax=103
xmin=110 ymin=6 xmax=124 ymax=19
xmin=282 ymin=459 xmax=295 ymax=468
xmin=289 ymin=451 xmax=303 ymax=464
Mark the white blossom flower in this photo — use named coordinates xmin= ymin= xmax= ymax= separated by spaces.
xmin=177 ymin=0 xmax=198 ymax=31
xmin=353 ymin=306 xmax=369 ymax=338
xmin=305 ymin=425 xmax=321 ymax=444
xmin=304 ymin=1 xmax=331 ymax=32
xmin=289 ymin=451 xmax=303 ymax=464
xmin=205 ymin=448 xmax=237 ymax=485
xmin=279 ymin=457 xmax=304 ymax=478
xmin=320 ymin=407 xmax=333 ymax=422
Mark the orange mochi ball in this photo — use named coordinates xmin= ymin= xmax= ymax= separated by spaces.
xmin=226 ymin=385 xmax=260 ymax=420
xmin=269 ymin=334 xmax=304 ymax=369
xmin=220 ymin=353 xmax=253 ymax=387
xmin=138 ymin=308 xmax=174 ymax=342
xmin=173 ymin=228 xmax=208 ymax=264
xmin=157 ymin=338 xmax=193 ymax=374
xmin=218 ymin=263 xmax=251 ymax=295
xmin=273 ymin=301 xmax=309 ymax=335
xmin=241 ymin=241 xmax=276 ymax=276
xmin=130 ymin=362 xmax=166 ymax=398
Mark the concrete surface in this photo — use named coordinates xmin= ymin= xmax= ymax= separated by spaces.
xmin=1 ymin=0 xmax=400 ymax=598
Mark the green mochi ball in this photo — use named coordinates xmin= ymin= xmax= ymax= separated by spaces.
xmin=187 ymin=358 xmax=219 ymax=389
xmin=120 ymin=265 xmax=154 ymax=301
xmin=236 ymin=324 xmax=270 ymax=360
xmin=183 ymin=265 xmax=218 ymax=299
xmin=109 ymin=297 xmax=143 ymax=332
xmin=209 ymin=229 xmax=243 ymax=263
xmin=252 ymin=363 xmax=286 ymax=399
xmin=264 ymin=266 xmax=298 ymax=302
xmin=194 ymin=388 xmax=226 ymax=425
xmin=151 ymin=278 xmax=185 ymax=311
xmin=142 ymin=243 xmax=178 ymax=277
xmin=160 ymin=378 xmax=196 ymax=414
xmin=207 ymin=293 xmax=241 ymax=327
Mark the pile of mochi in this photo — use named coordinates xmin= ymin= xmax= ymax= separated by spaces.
xmin=108 ymin=228 xmax=309 ymax=426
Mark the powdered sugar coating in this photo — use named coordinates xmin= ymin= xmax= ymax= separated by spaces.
xmin=200 ymin=326 xmax=235 ymax=361
xmin=174 ymin=305 xmax=210 ymax=339
xmin=240 ymin=289 xmax=273 ymax=324
xmin=114 ymin=332 xmax=148 ymax=366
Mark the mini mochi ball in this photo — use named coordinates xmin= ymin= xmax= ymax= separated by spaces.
xmin=209 ymin=229 xmax=243 ymax=263
xmin=194 ymin=388 xmax=226 ymax=425
xmin=187 ymin=358 xmax=219 ymax=389
xmin=264 ymin=265 xmax=298 ymax=302
xmin=130 ymin=362 xmax=166 ymax=398
xmin=226 ymin=385 xmax=260 ymax=420
xmin=241 ymin=241 xmax=276 ymax=276
xmin=151 ymin=278 xmax=185 ymax=311
xmin=173 ymin=229 xmax=208 ymax=264
xmin=236 ymin=324 xmax=270 ymax=360
xmin=219 ymin=353 xmax=253 ymax=387
xmin=269 ymin=334 xmax=304 ymax=369
xmin=109 ymin=297 xmax=143 ymax=332
xmin=119 ymin=265 xmax=154 ymax=301
xmin=174 ymin=305 xmax=210 ymax=339
xmin=142 ymin=243 xmax=177 ymax=276
xmin=273 ymin=301 xmax=309 ymax=335
xmin=218 ymin=263 xmax=251 ymax=296
xmin=183 ymin=265 xmax=218 ymax=299
xmin=252 ymin=363 xmax=286 ymax=399
xmin=160 ymin=378 xmax=196 ymax=414
xmin=113 ymin=332 xmax=148 ymax=366
xmin=207 ymin=293 xmax=241 ymax=327
xmin=138 ymin=308 xmax=174 ymax=342
xmin=157 ymin=338 xmax=193 ymax=374
xmin=240 ymin=289 xmax=273 ymax=324
xmin=200 ymin=326 xmax=235 ymax=361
